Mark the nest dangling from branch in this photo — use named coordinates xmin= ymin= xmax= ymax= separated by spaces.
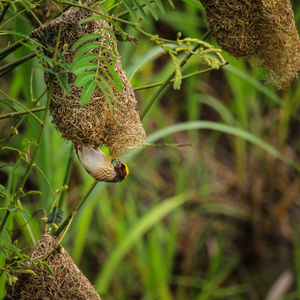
xmin=30 ymin=6 xmax=146 ymax=158
xmin=6 ymin=233 xmax=101 ymax=300
xmin=200 ymin=0 xmax=300 ymax=89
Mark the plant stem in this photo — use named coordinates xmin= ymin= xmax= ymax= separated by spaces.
xmin=0 ymin=90 xmax=43 ymax=124
xmin=0 ymin=90 xmax=46 ymax=150
xmin=0 ymin=106 xmax=46 ymax=120
xmin=0 ymin=39 xmax=26 ymax=61
xmin=17 ymin=78 xmax=54 ymax=191
xmin=0 ymin=53 xmax=36 ymax=77
xmin=140 ymin=30 xmax=210 ymax=121
xmin=54 ymin=181 xmax=98 ymax=237
xmin=134 ymin=67 xmax=217 ymax=91
xmin=0 ymin=211 xmax=10 ymax=233
xmin=58 ymin=145 xmax=75 ymax=208
xmin=17 ymin=199 xmax=36 ymax=245
xmin=0 ymin=4 xmax=9 ymax=24
xmin=0 ymin=77 xmax=54 ymax=234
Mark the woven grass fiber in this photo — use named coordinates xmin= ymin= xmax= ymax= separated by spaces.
xmin=30 ymin=6 xmax=146 ymax=158
xmin=6 ymin=233 xmax=101 ymax=300
xmin=200 ymin=0 xmax=300 ymax=89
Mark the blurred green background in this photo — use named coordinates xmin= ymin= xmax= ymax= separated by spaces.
xmin=1 ymin=1 xmax=300 ymax=299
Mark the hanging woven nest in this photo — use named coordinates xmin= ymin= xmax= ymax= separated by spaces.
xmin=30 ymin=6 xmax=146 ymax=158
xmin=200 ymin=0 xmax=300 ymax=89
xmin=6 ymin=233 xmax=101 ymax=300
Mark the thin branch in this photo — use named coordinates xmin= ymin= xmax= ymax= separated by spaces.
xmin=140 ymin=30 xmax=211 ymax=121
xmin=54 ymin=181 xmax=98 ymax=237
xmin=0 ymin=89 xmax=43 ymax=124
xmin=0 ymin=77 xmax=54 ymax=234
xmin=0 ymin=39 xmax=27 ymax=61
xmin=0 ymin=3 xmax=9 ymax=24
xmin=58 ymin=145 xmax=75 ymax=208
xmin=134 ymin=67 xmax=221 ymax=91
xmin=0 ymin=90 xmax=47 ymax=150
xmin=0 ymin=106 xmax=46 ymax=120
xmin=0 ymin=53 xmax=36 ymax=77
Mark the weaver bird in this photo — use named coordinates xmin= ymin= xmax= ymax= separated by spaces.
xmin=75 ymin=144 xmax=129 ymax=183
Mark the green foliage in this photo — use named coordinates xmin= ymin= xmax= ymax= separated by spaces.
xmin=0 ymin=229 xmax=53 ymax=283
xmin=1 ymin=0 xmax=300 ymax=300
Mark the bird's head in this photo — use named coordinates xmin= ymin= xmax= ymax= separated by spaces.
xmin=114 ymin=159 xmax=129 ymax=182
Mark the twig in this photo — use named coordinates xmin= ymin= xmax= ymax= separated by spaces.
xmin=0 ymin=89 xmax=43 ymax=124
xmin=54 ymin=181 xmax=98 ymax=237
xmin=140 ymin=30 xmax=211 ymax=120
xmin=58 ymin=145 xmax=75 ymax=208
xmin=0 ymin=4 xmax=9 ymax=24
xmin=0 ymin=90 xmax=46 ymax=150
xmin=0 ymin=39 xmax=26 ymax=61
xmin=134 ymin=67 xmax=219 ymax=91
xmin=0 ymin=106 xmax=46 ymax=120
xmin=0 ymin=77 xmax=54 ymax=236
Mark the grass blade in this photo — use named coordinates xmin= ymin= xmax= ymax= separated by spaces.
xmin=95 ymin=192 xmax=192 ymax=293
xmin=147 ymin=121 xmax=300 ymax=171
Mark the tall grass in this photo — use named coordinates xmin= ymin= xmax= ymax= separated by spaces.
xmin=1 ymin=1 xmax=300 ymax=299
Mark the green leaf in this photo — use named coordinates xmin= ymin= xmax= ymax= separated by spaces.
xmin=146 ymin=121 xmax=300 ymax=171
xmin=21 ymin=210 xmax=31 ymax=223
xmin=22 ymin=138 xmax=37 ymax=149
xmin=123 ymin=0 xmax=139 ymax=21
xmin=80 ymin=80 xmax=96 ymax=106
xmin=24 ymin=190 xmax=42 ymax=197
xmin=42 ymin=68 xmax=56 ymax=75
xmin=70 ymin=53 xmax=98 ymax=74
xmin=98 ymin=45 xmax=117 ymax=66
xmin=72 ymin=33 xmax=101 ymax=50
xmin=56 ymin=73 xmax=72 ymax=96
xmin=78 ymin=15 xmax=106 ymax=25
xmin=99 ymin=66 xmax=122 ymax=93
xmin=133 ymin=0 xmax=149 ymax=22
xmin=43 ymin=262 xmax=54 ymax=275
xmin=74 ymin=71 xmax=97 ymax=88
xmin=97 ymin=81 xmax=114 ymax=115
xmin=167 ymin=0 xmax=175 ymax=9
xmin=102 ymin=58 xmax=123 ymax=92
xmin=0 ymin=30 xmax=29 ymax=40
xmin=0 ymin=98 xmax=15 ymax=110
xmin=58 ymin=61 xmax=70 ymax=71
xmin=71 ymin=53 xmax=98 ymax=69
xmin=95 ymin=192 xmax=191 ymax=293
xmin=100 ymin=76 xmax=117 ymax=107
xmin=109 ymin=20 xmax=127 ymax=40
xmin=181 ymin=0 xmax=204 ymax=10
xmin=0 ymin=184 xmax=11 ymax=200
xmin=97 ymin=3 xmax=109 ymax=15
xmin=39 ymin=54 xmax=53 ymax=67
xmin=104 ymin=27 xmax=117 ymax=42
xmin=73 ymin=42 xmax=99 ymax=61
xmin=56 ymin=51 xmax=70 ymax=70
xmin=8 ymin=206 xmax=18 ymax=213
xmin=153 ymin=0 xmax=165 ymax=14
xmin=70 ymin=62 xmax=98 ymax=76
xmin=0 ymin=244 xmax=10 ymax=259
xmin=103 ymin=37 xmax=118 ymax=56
xmin=143 ymin=0 xmax=159 ymax=20
xmin=7 ymin=275 xmax=18 ymax=285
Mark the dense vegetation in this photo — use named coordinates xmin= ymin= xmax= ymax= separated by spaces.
xmin=1 ymin=1 xmax=300 ymax=299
